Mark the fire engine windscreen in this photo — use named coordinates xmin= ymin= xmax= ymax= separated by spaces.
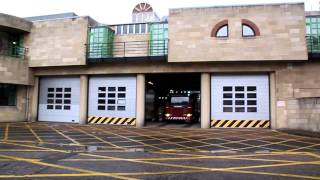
xmin=170 ymin=96 xmax=189 ymax=106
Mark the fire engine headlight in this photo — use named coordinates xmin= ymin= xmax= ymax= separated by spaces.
xmin=165 ymin=113 xmax=171 ymax=117
xmin=186 ymin=114 xmax=193 ymax=117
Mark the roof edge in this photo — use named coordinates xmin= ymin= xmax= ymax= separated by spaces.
xmin=170 ymin=2 xmax=304 ymax=12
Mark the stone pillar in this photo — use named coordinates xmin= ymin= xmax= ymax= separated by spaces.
xmin=270 ymin=72 xmax=277 ymax=129
xmin=79 ymin=75 xmax=88 ymax=124
xmin=30 ymin=76 xmax=39 ymax=122
xmin=136 ymin=74 xmax=145 ymax=128
xmin=201 ymin=73 xmax=211 ymax=129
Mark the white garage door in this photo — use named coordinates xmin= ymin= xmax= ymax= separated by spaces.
xmin=211 ymin=74 xmax=270 ymax=128
xmin=88 ymin=76 xmax=136 ymax=124
xmin=38 ymin=77 xmax=80 ymax=123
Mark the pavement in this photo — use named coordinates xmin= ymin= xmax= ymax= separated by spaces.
xmin=0 ymin=122 xmax=319 ymax=179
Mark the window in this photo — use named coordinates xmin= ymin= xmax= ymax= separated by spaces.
xmin=216 ymin=25 xmax=228 ymax=37
xmin=140 ymin=24 xmax=146 ymax=33
xmin=211 ymin=20 xmax=229 ymax=38
xmin=241 ymin=19 xmax=260 ymax=37
xmin=222 ymin=85 xmax=257 ymax=113
xmin=135 ymin=24 xmax=140 ymax=33
xmin=118 ymin=87 xmax=126 ymax=91
xmin=46 ymin=87 xmax=72 ymax=110
xmin=97 ymin=86 xmax=127 ymax=111
xmin=113 ymin=23 xmax=150 ymax=35
xmin=116 ymin=26 xmax=122 ymax=35
xmin=129 ymin=24 xmax=134 ymax=33
xmin=117 ymin=106 xmax=126 ymax=111
xmin=242 ymin=24 xmax=255 ymax=37
xmin=123 ymin=25 xmax=128 ymax=34
xmin=0 ymin=84 xmax=16 ymax=106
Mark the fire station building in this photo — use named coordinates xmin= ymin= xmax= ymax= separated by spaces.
xmin=0 ymin=3 xmax=319 ymax=132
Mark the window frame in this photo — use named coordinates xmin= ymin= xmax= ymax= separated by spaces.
xmin=215 ymin=24 xmax=229 ymax=38
xmin=211 ymin=20 xmax=229 ymax=39
xmin=222 ymin=85 xmax=258 ymax=113
xmin=97 ymin=86 xmax=127 ymax=111
xmin=46 ymin=87 xmax=72 ymax=111
xmin=242 ymin=24 xmax=256 ymax=37
xmin=241 ymin=19 xmax=260 ymax=37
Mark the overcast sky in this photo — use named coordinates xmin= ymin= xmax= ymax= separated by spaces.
xmin=1 ymin=0 xmax=319 ymax=24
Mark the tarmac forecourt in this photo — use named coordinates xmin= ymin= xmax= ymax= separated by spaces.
xmin=0 ymin=122 xmax=319 ymax=179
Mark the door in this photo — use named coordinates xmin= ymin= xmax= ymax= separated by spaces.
xmin=88 ymin=76 xmax=136 ymax=124
xmin=38 ymin=77 xmax=80 ymax=123
xmin=211 ymin=74 xmax=270 ymax=128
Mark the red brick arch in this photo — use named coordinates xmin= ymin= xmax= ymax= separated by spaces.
xmin=211 ymin=20 xmax=228 ymax=37
xmin=241 ymin=19 xmax=260 ymax=36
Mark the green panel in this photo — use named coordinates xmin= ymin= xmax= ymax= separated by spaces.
xmin=306 ymin=16 xmax=320 ymax=52
xmin=149 ymin=23 xmax=168 ymax=56
xmin=88 ymin=27 xmax=114 ymax=58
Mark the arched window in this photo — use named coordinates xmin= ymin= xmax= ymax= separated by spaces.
xmin=216 ymin=25 xmax=228 ymax=37
xmin=211 ymin=20 xmax=228 ymax=38
xmin=241 ymin=19 xmax=260 ymax=37
xmin=242 ymin=24 xmax=255 ymax=37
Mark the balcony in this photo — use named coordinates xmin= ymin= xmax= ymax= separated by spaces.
xmin=0 ymin=45 xmax=27 ymax=59
xmin=306 ymin=35 xmax=320 ymax=58
xmin=86 ymin=40 xmax=168 ymax=63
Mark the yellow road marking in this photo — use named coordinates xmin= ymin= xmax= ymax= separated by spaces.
xmin=79 ymin=152 xmax=320 ymax=180
xmin=93 ymin=127 xmax=163 ymax=150
xmin=119 ymin=128 xmax=201 ymax=151
xmin=305 ymin=152 xmax=320 ymax=159
xmin=61 ymin=156 xmax=301 ymax=163
xmin=67 ymin=125 xmax=124 ymax=149
xmin=1 ymin=140 xmax=34 ymax=143
xmin=0 ymin=173 xmax=141 ymax=179
xmin=4 ymin=124 xmax=9 ymax=141
xmin=154 ymin=151 xmax=310 ymax=160
xmin=157 ymin=129 xmax=236 ymax=152
xmin=114 ymin=169 xmax=209 ymax=176
xmin=0 ymin=154 xmax=137 ymax=180
xmin=154 ymin=128 xmax=265 ymax=148
xmin=26 ymin=125 xmax=43 ymax=143
xmin=0 ymin=149 xmax=57 ymax=152
xmin=227 ymin=161 xmax=320 ymax=170
xmin=223 ymin=169 xmax=320 ymax=180
xmin=1 ymin=141 xmax=67 ymax=153
xmin=288 ymin=143 xmax=320 ymax=152
xmin=186 ymin=130 xmax=307 ymax=151
xmin=48 ymin=126 xmax=81 ymax=145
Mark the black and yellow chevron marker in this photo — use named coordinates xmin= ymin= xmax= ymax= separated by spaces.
xmin=211 ymin=119 xmax=270 ymax=128
xmin=87 ymin=116 xmax=136 ymax=126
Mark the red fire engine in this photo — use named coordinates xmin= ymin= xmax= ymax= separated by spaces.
xmin=164 ymin=93 xmax=199 ymax=123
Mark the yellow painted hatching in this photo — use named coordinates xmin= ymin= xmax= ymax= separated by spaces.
xmin=88 ymin=116 xmax=136 ymax=126
xmin=211 ymin=119 xmax=270 ymax=128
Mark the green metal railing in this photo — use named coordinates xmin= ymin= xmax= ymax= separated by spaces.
xmin=0 ymin=45 xmax=26 ymax=59
xmin=86 ymin=39 xmax=168 ymax=59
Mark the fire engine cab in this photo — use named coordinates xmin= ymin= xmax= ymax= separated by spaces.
xmin=164 ymin=93 xmax=200 ymax=123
